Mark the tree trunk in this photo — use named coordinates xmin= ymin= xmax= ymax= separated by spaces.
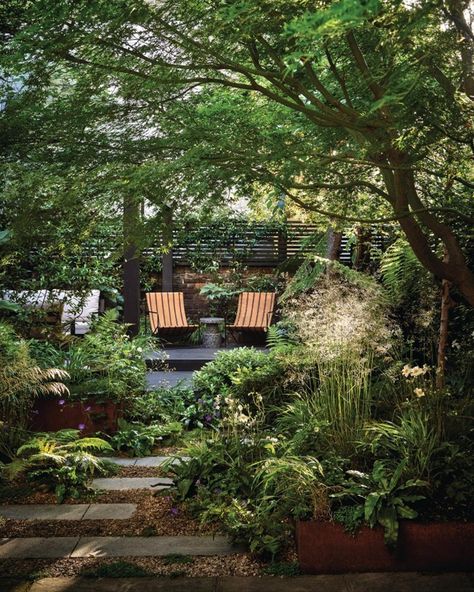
xmin=380 ymin=164 xmax=474 ymax=307
xmin=122 ymin=194 xmax=141 ymax=336
xmin=326 ymin=227 xmax=343 ymax=261
xmin=353 ymin=226 xmax=370 ymax=270
xmin=436 ymin=279 xmax=452 ymax=390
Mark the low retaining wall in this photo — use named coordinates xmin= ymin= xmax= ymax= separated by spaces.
xmin=297 ymin=520 xmax=474 ymax=573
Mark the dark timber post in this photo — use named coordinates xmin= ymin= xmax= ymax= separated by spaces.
xmin=162 ymin=206 xmax=173 ymax=292
xmin=277 ymin=194 xmax=287 ymax=263
xmin=123 ymin=194 xmax=141 ymax=336
xmin=326 ymin=227 xmax=343 ymax=261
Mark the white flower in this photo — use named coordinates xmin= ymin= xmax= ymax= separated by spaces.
xmin=414 ymin=388 xmax=425 ymax=398
xmin=402 ymin=364 xmax=412 ymax=377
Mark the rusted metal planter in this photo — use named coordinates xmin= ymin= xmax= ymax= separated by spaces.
xmin=297 ymin=520 xmax=474 ymax=573
xmin=31 ymin=397 xmax=123 ymax=435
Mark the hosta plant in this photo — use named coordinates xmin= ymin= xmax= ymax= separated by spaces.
xmin=332 ymin=460 xmax=427 ymax=548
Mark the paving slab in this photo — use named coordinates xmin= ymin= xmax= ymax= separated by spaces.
xmin=27 ymin=574 xmax=474 ymax=592
xmin=29 ymin=578 xmax=216 ymax=592
xmin=0 ymin=537 xmax=79 ymax=559
xmin=134 ymin=456 xmax=190 ymax=467
xmin=70 ymin=535 xmax=240 ymax=557
xmin=82 ymin=504 xmax=137 ymax=520
xmin=0 ymin=505 xmax=89 ymax=521
xmin=101 ymin=456 xmax=137 ymax=466
xmin=92 ymin=477 xmax=173 ymax=491
xmin=218 ymin=575 xmax=350 ymax=592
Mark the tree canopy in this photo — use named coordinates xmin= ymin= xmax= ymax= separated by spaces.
xmin=1 ymin=0 xmax=473 ymax=302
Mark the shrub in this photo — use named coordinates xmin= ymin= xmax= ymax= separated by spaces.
xmin=127 ymin=384 xmax=205 ymax=427
xmin=193 ymin=347 xmax=285 ymax=414
xmin=110 ymin=419 xmax=183 ymax=456
xmin=29 ymin=310 xmax=151 ymax=404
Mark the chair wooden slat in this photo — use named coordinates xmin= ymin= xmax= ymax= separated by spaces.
xmin=229 ymin=292 xmax=275 ymax=331
xmin=146 ymin=292 xmax=194 ymax=334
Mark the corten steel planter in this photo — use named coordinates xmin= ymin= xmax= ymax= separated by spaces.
xmin=297 ymin=520 xmax=474 ymax=573
xmin=31 ymin=397 xmax=123 ymax=435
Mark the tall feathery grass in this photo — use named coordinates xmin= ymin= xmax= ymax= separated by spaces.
xmin=282 ymin=270 xmax=397 ymax=456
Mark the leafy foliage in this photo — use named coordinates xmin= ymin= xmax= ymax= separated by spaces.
xmin=0 ymin=322 xmax=69 ymax=458
xmin=110 ymin=419 xmax=183 ymax=457
xmin=332 ymin=461 xmax=427 ymax=548
xmin=193 ymin=347 xmax=285 ymax=413
xmin=379 ymin=238 xmax=424 ymax=305
xmin=4 ymin=429 xmax=114 ymax=502
xmin=29 ymin=311 xmax=150 ymax=404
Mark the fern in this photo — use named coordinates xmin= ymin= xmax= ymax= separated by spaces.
xmin=4 ymin=430 xmax=114 ymax=501
xmin=379 ymin=238 xmax=422 ymax=304
xmin=280 ymin=258 xmax=326 ymax=301
xmin=64 ymin=437 xmax=113 ymax=452
xmin=281 ymin=255 xmax=380 ymax=302
xmin=266 ymin=324 xmax=297 ymax=350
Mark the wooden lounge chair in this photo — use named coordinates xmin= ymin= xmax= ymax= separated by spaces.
xmin=146 ymin=292 xmax=197 ymax=336
xmin=228 ymin=292 xmax=276 ymax=337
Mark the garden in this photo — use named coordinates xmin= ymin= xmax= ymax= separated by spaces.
xmin=0 ymin=0 xmax=473 ymax=589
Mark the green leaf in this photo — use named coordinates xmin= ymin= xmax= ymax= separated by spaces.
xmin=177 ymin=478 xmax=193 ymax=500
xmin=364 ymin=492 xmax=381 ymax=523
xmin=377 ymin=506 xmax=399 ymax=548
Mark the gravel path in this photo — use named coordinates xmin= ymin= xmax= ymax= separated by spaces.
xmin=0 ymin=490 xmax=217 ymax=538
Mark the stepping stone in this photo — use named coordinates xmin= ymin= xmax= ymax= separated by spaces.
xmin=103 ymin=456 xmax=190 ymax=468
xmin=0 ymin=536 xmax=241 ymax=559
xmin=101 ymin=457 xmax=137 ymax=466
xmin=92 ymin=477 xmax=173 ymax=491
xmin=0 ymin=504 xmax=137 ymax=521
xmin=134 ymin=456 xmax=190 ymax=467
xmin=70 ymin=535 xmax=241 ymax=558
xmin=82 ymin=504 xmax=137 ymax=520
xmin=0 ymin=537 xmax=79 ymax=558
xmin=0 ymin=505 xmax=88 ymax=521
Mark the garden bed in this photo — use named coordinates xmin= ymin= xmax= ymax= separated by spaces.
xmin=297 ymin=520 xmax=474 ymax=573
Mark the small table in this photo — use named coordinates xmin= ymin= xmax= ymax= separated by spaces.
xmin=200 ymin=317 xmax=225 ymax=348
